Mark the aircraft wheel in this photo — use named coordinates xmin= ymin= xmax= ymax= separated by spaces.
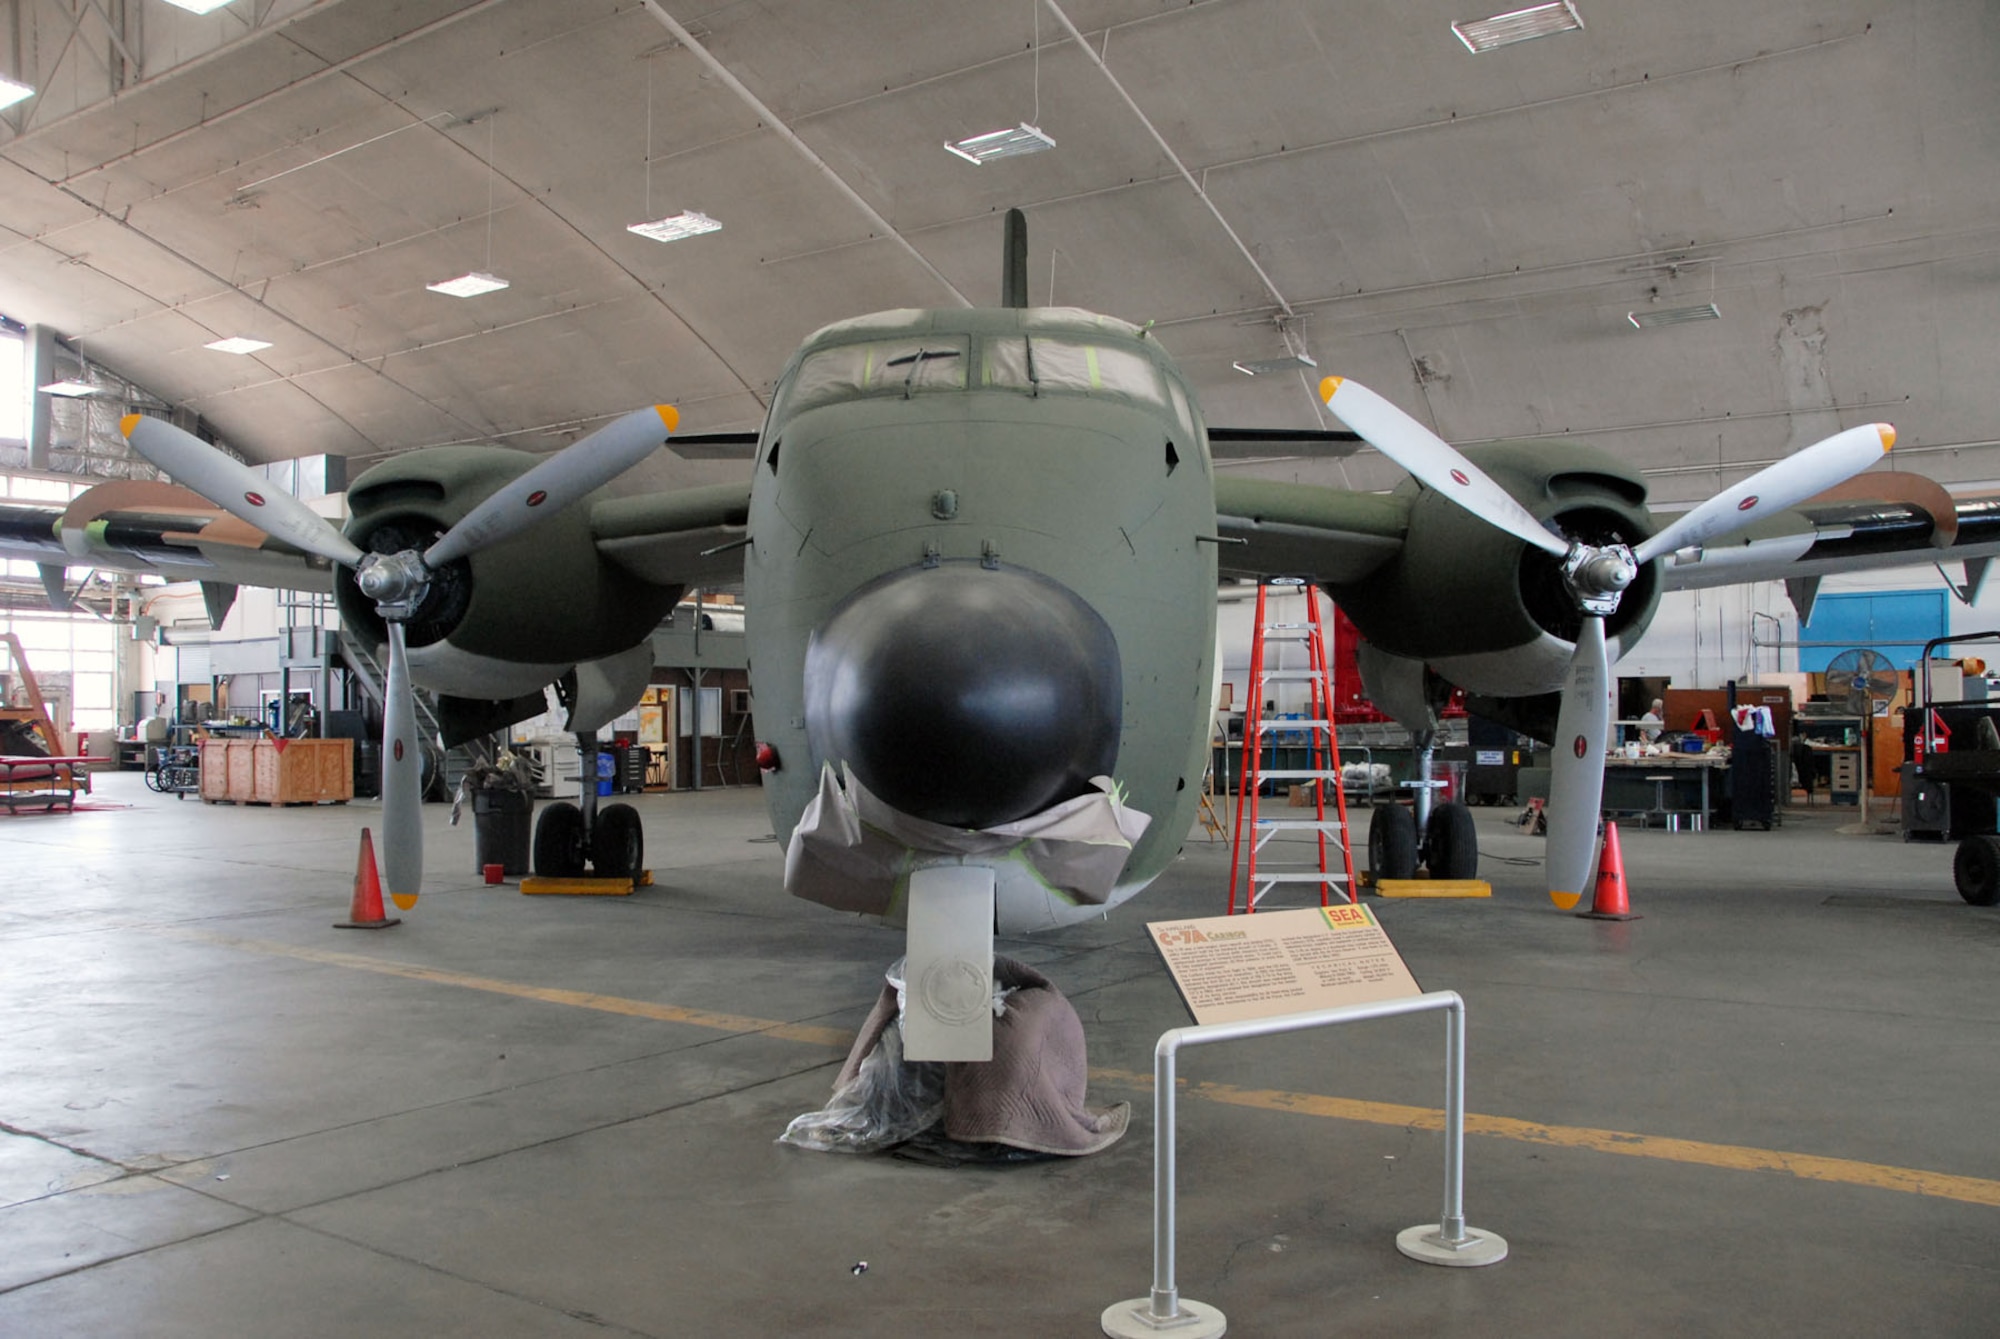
xmin=533 ymin=800 xmax=587 ymax=878
xmin=1368 ymin=803 xmax=1418 ymax=882
xmin=593 ymin=803 xmax=644 ymax=879
xmin=1953 ymin=834 xmax=2000 ymax=906
xmin=1424 ymin=801 xmax=1479 ymax=880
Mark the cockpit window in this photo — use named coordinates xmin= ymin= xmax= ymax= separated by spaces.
xmin=981 ymin=336 xmax=1166 ymax=405
xmin=784 ymin=336 xmax=969 ymax=414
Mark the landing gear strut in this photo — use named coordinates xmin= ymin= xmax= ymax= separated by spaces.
xmin=531 ymin=727 xmax=646 ymax=878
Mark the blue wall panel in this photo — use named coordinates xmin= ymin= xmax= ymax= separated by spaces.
xmin=1800 ymin=590 xmax=1947 ymax=671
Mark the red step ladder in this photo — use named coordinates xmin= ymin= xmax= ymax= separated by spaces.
xmin=1227 ymin=581 xmax=1357 ymax=913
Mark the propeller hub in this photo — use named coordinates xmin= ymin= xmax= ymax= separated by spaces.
xmin=356 ymin=549 xmax=432 ymax=618
xmin=1562 ymin=542 xmax=1638 ymax=616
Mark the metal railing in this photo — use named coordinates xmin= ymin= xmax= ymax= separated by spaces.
xmin=1100 ymin=990 xmax=1506 ymax=1338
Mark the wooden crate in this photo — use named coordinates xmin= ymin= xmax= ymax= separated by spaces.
xmin=203 ymin=737 xmax=352 ymax=804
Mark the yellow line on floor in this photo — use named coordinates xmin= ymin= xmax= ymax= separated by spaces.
xmin=162 ymin=928 xmax=2000 ymax=1208
xmin=155 ymin=928 xmax=855 ymax=1049
xmin=1085 ymin=1069 xmax=2000 ymax=1209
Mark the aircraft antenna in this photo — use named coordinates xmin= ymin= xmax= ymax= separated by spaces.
xmin=1002 ymin=207 xmax=1030 ymax=308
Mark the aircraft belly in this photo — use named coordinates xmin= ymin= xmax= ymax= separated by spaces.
xmin=404 ymin=639 xmax=570 ymax=700
xmin=1429 ymin=630 xmax=1635 ymax=699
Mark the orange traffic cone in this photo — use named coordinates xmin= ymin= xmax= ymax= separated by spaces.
xmin=1577 ymin=820 xmax=1641 ymax=920
xmin=336 ymin=827 xmax=402 ymax=930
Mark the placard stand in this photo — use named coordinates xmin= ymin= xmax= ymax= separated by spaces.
xmin=1100 ymin=990 xmax=1505 ymax=1338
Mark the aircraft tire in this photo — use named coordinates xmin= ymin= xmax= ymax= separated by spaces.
xmin=1368 ymin=803 xmax=1418 ymax=882
xmin=534 ymin=800 xmax=588 ymax=878
xmin=1424 ymin=801 xmax=1479 ymax=880
xmin=1953 ymin=834 xmax=2000 ymax=906
xmin=593 ymin=803 xmax=644 ymax=879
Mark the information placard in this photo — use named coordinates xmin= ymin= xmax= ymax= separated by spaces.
xmin=1147 ymin=904 xmax=1421 ymax=1026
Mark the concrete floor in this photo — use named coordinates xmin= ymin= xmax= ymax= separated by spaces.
xmin=1 ymin=774 xmax=1995 ymax=1336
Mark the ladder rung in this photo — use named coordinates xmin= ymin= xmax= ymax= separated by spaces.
xmin=1261 ymin=622 xmax=1315 ymax=631
xmin=1254 ymin=819 xmax=1345 ymax=831
xmin=1248 ymin=719 xmax=1333 ymax=731
xmin=1257 ymin=669 xmax=1327 ymax=680
xmin=1255 ymin=872 xmax=1352 ymax=883
xmin=1254 ymin=769 xmax=1342 ymax=780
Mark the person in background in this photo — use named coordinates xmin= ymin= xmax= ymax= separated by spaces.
xmin=1639 ymin=698 xmax=1665 ymax=743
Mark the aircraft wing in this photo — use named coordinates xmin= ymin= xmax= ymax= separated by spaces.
xmin=1659 ymin=477 xmax=2000 ymax=593
xmin=0 ymin=480 xmax=334 ymax=591
xmin=590 ymin=482 xmax=756 ymax=589
xmin=1210 ymin=475 xmax=1408 ymax=583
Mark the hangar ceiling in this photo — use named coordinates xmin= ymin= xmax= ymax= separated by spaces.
xmin=1 ymin=0 xmax=1995 ymax=506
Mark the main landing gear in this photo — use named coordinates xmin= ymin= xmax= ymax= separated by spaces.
xmin=1366 ymin=730 xmax=1479 ymax=882
xmin=532 ymin=728 xmax=645 ymax=879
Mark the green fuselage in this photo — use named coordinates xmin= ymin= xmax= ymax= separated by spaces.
xmin=745 ymin=307 xmax=1219 ymax=927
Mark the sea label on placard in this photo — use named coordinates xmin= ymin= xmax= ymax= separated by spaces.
xmin=1148 ymin=904 xmax=1421 ymax=1026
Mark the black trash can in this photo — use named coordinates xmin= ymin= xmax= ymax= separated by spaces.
xmin=472 ymin=787 xmax=534 ymax=876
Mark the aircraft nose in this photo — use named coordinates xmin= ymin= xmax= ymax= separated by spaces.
xmin=803 ymin=564 xmax=1122 ymax=829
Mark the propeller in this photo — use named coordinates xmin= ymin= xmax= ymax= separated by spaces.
xmin=1318 ymin=377 xmax=1894 ymax=907
xmin=120 ymin=405 xmax=679 ymax=909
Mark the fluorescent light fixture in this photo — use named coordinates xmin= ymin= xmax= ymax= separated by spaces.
xmin=1626 ymin=302 xmax=1721 ymax=330
xmin=0 ymin=76 xmax=32 ymax=111
xmin=1453 ymin=2 xmax=1584 ymax=52
xmin=204 ymin=336 xmax=272 ymax=355
xmin=38 ymin=380 xmax=100 ymax=397
xmin=159 ymin=0 xmax=237 ymax=13
xmin=425 ymin=271 xmax=510 ymax=297
xmin=627 ymin=210 xmax=723 ymax=244
xmin=945 ymin=123 xmax=1057 ymax=165
xmin=1232 ymin=353 xmax=1319 ymax=377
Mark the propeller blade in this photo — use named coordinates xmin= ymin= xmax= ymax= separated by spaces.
xmin=1319 ymin=377 xmax=1569 ymax=558
xmin=1546 ymin=615 xmax=1612 ymax=910
xmin=119 ymin=414 xmax=366 ymax=569
xmin=380 ymin=621 xmax=423 ymax=911
xmin=1633 ymin=423 xmax=1895 ymax=565
xmin=423 ymin=405 xmax=678 ymax=567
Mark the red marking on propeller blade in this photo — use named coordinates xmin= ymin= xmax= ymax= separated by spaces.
xmin=393 ymin=740 xmax=404 ymax=762
xmin=526 ymin=490 xmax=548 ymax=507
xmin=1738 ymin=495 xmax=1759 ymax=511
xmin=1573 ymin=735 xmax=1588 ymax=759
xmin=1450 ymin=469 xmax=1470 ymax=486
xmin=244 ymin=491 xmax=265 ymax=507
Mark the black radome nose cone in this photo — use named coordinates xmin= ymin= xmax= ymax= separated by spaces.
xmin=804 ymin=564 xmax=1122 ymax=828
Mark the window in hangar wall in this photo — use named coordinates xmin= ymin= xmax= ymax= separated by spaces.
xmin=1798 ymin=590 xmax=1948 ymax=673
xmin=1 ymin=471 xmax=120 ymax=734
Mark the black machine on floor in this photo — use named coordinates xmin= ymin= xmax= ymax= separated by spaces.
xmin=1900 ymin=632 xmax=2000 ymax=905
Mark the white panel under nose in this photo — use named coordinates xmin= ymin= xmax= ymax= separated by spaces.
xmin=901 ymin=865 xmax=997 ymax=1062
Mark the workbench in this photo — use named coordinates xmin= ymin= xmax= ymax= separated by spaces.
xmin=1601 ymin=753 xmax=1728 ymax=830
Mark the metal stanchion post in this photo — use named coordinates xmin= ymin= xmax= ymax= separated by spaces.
xmin=1395 ymin=996 xmax=1508 ymax=1265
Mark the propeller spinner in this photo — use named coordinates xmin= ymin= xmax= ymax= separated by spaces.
xmin=120 ymin=405 xmax=679 ymax=909
xmin=1318 ymin=377 xmax=1892 ymax=907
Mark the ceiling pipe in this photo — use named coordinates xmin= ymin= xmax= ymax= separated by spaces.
xmin=638 ymin=1 xmax=970 ymax=308
xmin=1039 ymin=0 xmax=1294 ymax=320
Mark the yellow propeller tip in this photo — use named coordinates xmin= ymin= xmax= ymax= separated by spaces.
xmin=1877 ymin=424 xmax=1895 ymax=452
xmin=1317 ymin=375 xmax=1343 ymax=403
xmin=1549 ymin=890 xmax=1583 ymax=911
xmin=389 ymin=892 xmax=418 ymax=912
xmin=656 ymin=404 xmax=679 ymax=432
xmin=119 ymin=413 xmax=143 ymax=439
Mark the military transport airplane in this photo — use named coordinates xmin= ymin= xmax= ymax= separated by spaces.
xmin=4 ymin=212 xmax=1995 ymax=1058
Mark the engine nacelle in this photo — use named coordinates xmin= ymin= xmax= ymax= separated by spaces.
xmin=331 ymin=446 xmax=679 ymax=695
xmin=1328 ymin=440 xmax=1661 ymax=698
